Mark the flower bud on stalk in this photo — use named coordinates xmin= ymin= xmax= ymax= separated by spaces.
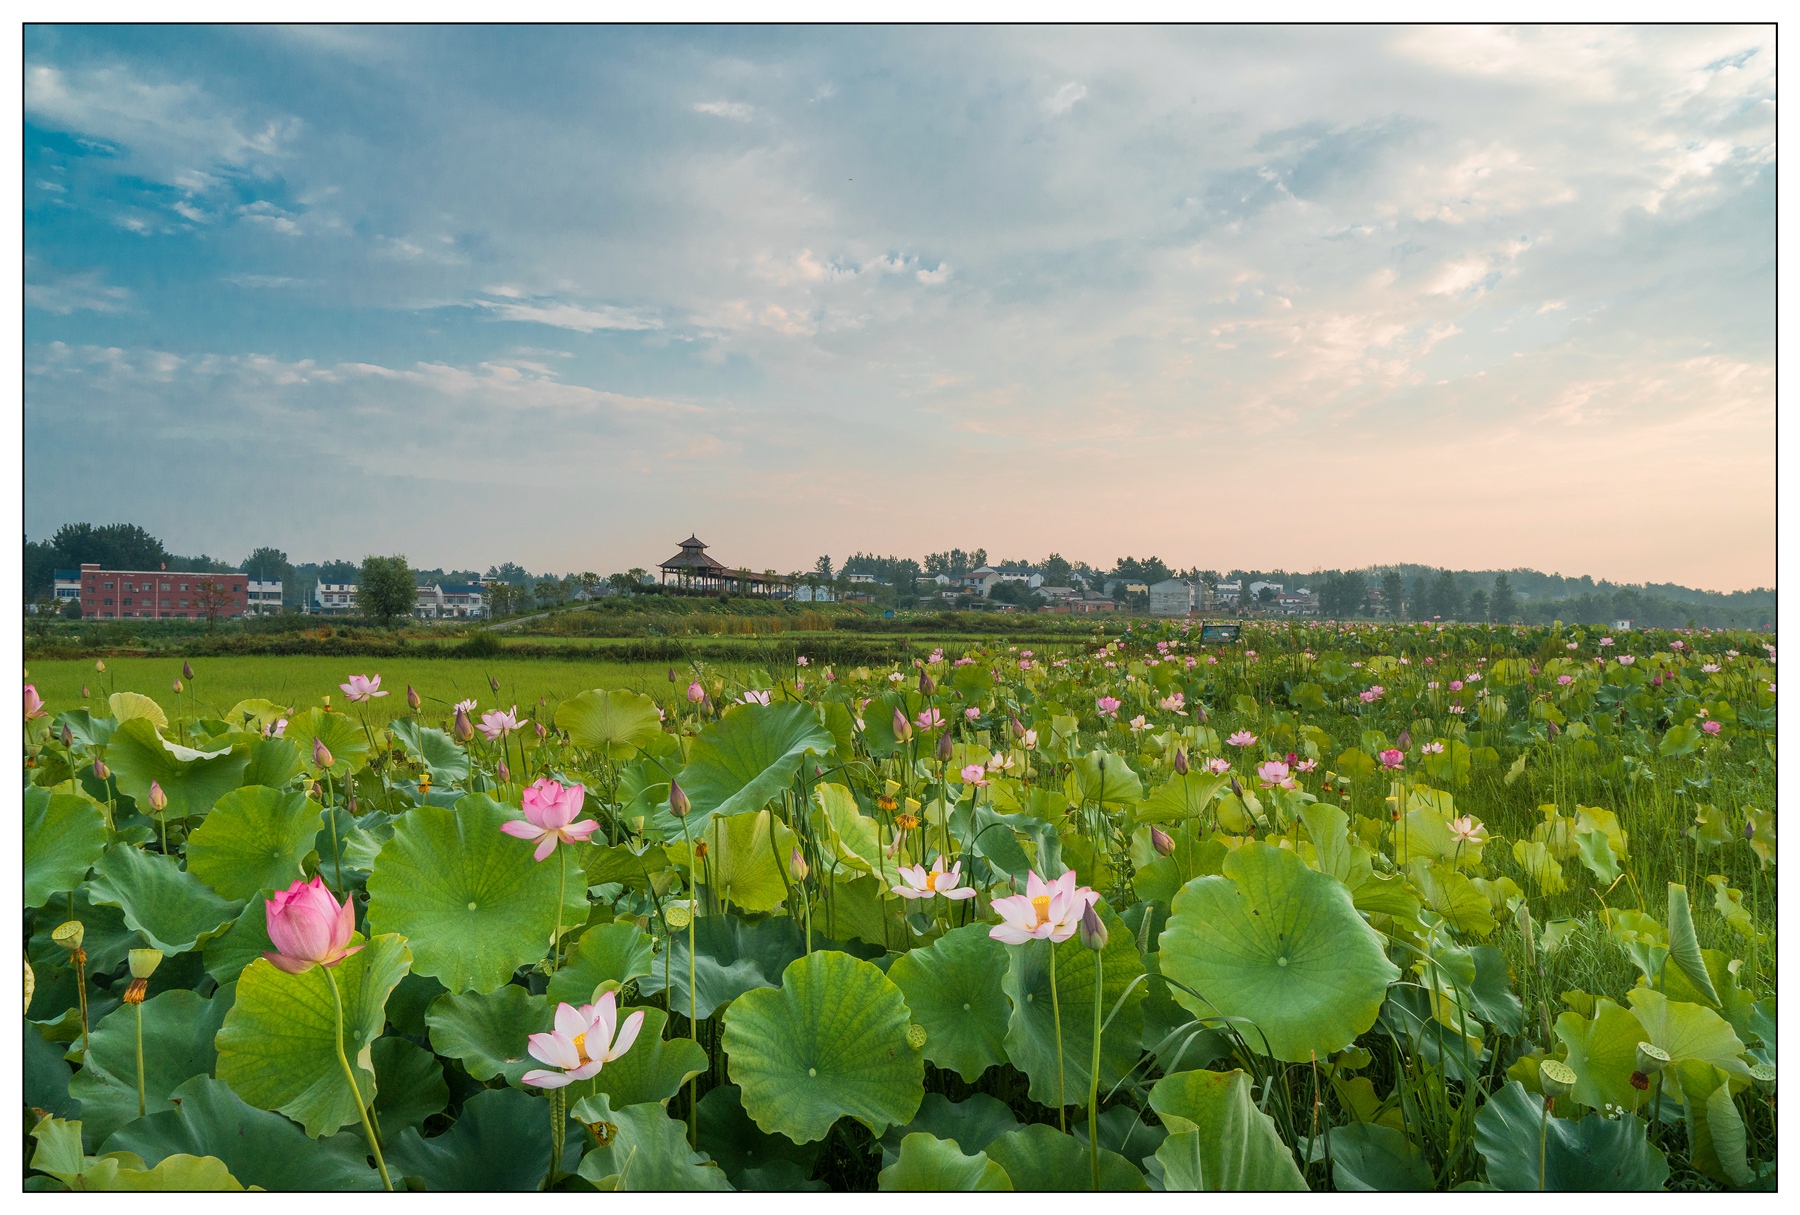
xmin=490 ymin=675 xmax=501 ymax=693
xmin=1079 ymin=902 xmax=1109 ymax=952
xmin=1174 ymin=749 xmax=1189 ymax=776
xmin=96 ymin=660 xmax=106 ymax=673
xmin=61 ymin=724 xmax=73 ymax=747
xmin=790 ymin=847 xmax=809 ymax=882
xmin=920 ymin=670 xmax=935 ymax=696
xmin=535 ymin=721 xmax=547 ymax=738
xmin=668 ymin=667 xmax=678 ymax=682
xmin=183 ymin=662 xmax=194 ymax=681
xmin=668 ymin=781 xmax=690 ymax=819
xmin=1229 ymin=776 xmax=1243 ymax=799
xmin=454 ymin=708 xmax=475 ymax=743
xmin=313 ymin=738 xmax=334 ymax=769
xmin=82 ymin=685 xmax=90 ymax=699
xmin=1011 ymin=716 xmax=1026 ymax=740
xmin=93 ymin=758 xmax=110 ymax=782
xmin=173 ymin=679 xmax=183 ymax=695
xmin=1396 ymin=729 xmax=1412 ymax=751
xmin=1150 ymin=826 xmax=1176 ymax=857
xmin=147 ymin=782 xmax=168 ymax=814
xmin=407 ymin=685 xmax=421 ymax=711
xmin=497 ymin=760 xmax=510 ymax=783
xmin=893 ymin=707 xmax=913 ymax=743
xmin=937 ymin=730 xmax=953 ymax=763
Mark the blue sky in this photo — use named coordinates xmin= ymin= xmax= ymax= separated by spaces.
xmin=24 ymin=25 xmax=1774 ymax=588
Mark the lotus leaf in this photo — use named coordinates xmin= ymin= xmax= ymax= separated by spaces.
xmin=887 ymin=923 xmax=1011 ymax=1082
xmin=184 ymin=785 xmax=321 ymax=901
xmin=1473 ymin=1081 xmax=1668 ymax=1190
xmin=424 ymin=984 xmax=550 ymax=1086
xmin=87 ymin=843 xmax=244 ymax=954
xmin=546 ymin=920 xmax=658 ymax=1007
xmin=24 ymin=787 xmax=108 ymax=908
xmin=674 ymin=702 xmax=834 ymax=829
xmin=284 ymin=708 xmax=370 ymax=775
xmin=1150 ymin=1068 xmax=1306 ymax=1190
xmin=695 ymin=1083 xmax=822 ymax=1183
xmin=879 ymin=1132 xmax=1012 ymax=1190
xmin=1002 ymin=901 xmax=1145 ymax=1106
xmin=103 ymin=716 xmax=247 ymax=821
xmin=386 ymin=1087 xmax=550 ymax=1191
xmin=370 ymin=1036 xmax=450 ymax=1135
xmin=67 ymin=985 xmax=235 ymax=1144
xmin=1327 ymin=1120 xmax=1432 ymax=1191
xmin=555 ymin=688 xmax=664 ymax=759
xmin=984 ymin=1123 xmax=1147 ymax=1191
xmin=570 ymin=1092 xmax=733 ymax=1190
xmin=568 ymin=1006 xmax=708 ymax=1107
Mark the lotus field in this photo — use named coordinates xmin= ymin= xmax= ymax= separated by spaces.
xmin=21 ymin=622 xmax=1778 ymax=1191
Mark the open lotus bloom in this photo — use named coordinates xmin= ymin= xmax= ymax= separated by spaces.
xmin=892 ymin=856 xmax=977 ymax=901
xmin=478 ymin=705 xmax=525 ymax=740
xmin=263 ymin=877 xmax=363 ymax=974
xmin=502 ymin=778 xmax=599 ymax=860
xmin=521 ymin=991 xmax=645 ymax=1089
xmin=339 ymin=673 xmax=389 ymax=702
xmin=989 ymin=869 xmax=1099 ymax=945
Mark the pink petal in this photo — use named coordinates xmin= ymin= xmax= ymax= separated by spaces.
xmin=533 ymin=835 xmax=559 ymax=862
xmin=527 ymin=1031 xmax=581 ymax=1070
xmin=567 ymin=1059 xmax=606 ymax=1081
xmin=1025 ymin=871 xmax=1049 ymax=899
xmin=262 ymin=951 xmax=313 ymax=974
xmin=591 ymin=990 xmax=617 ymax=1047
xmin=554 ymin=1002 xmax=588 ymax=1040
xmin=891 ymin=886 xmax=926 ymax=899
xmin=522 ymin=1069 xmax=571 ymax=1089
xmin=562 ymin=819 xmax=600 ymax=842
xmin=500 ymin=820 xmax=544 ymax=840
xmin=989 ymin=924 xmax=1034 ymax=945
xmin=943 ymin=888 xmax=978 ymax=900
xmin=607 ymin=1010 xmax=645 ymax=1061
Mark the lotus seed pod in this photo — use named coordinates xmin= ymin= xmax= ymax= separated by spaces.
xmin=1078 ymin=902 xmax=1109 ymax=952
xmin=1150 ymin=826 xmax=1176 ymax=857
xmin=147 ymin=781 xmax=168 ymax=813
xmin=1749 ymin=1063 xmax=1775 ymax=1095
xmin=183 ymin=661 xmax=194 ymax=681
xmin=1174 ymin=748 xmax=1189 ymax=775
xmin=129 ymin=948 xmax=164 ymax=979
xmin=1635 ymin=1042 xmax=1670 ymax=1075
xmin=313 ymin=738 xmax=334 ymax=769
xmin=407 ymin=685 xmax=422 ymax=711
xmin=1539 ymin=1058 xmax=1576 ymax=1098
xmin=51 ymin=921 xmax=84 ymax=952
xmin=906 ymin=1023 xmax=928 ymax=1050
xmin=665 ymin=903 xmax=692 ymax=929
xmin=668 ymin=781 xmax=690 ymax=819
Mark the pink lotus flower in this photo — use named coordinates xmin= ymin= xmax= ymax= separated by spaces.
xmin=1448 ymin=816 xmax=1486 ymax=844
xmin=1378 ymin=748 xmax=1405 ymax=770
xmin=892 ymin=856 xmax=977 ymax=901
xmin=263 ymin=877 xmax=363 ymax=974
xmin=1448 ymin=680 xmax=1464 ymax=692
xmin=989 ymin=870 xmax=1099 ymax=945
xmin=1295 ymin=758 xmax=1318 ymax=772
xmin=1421 ymin=741 xmax=1445 ymax=755
xmin=687 ymin=681 xmax=705 ymax=703
xmin=478 ymin=705 xmax=525 ymax=740
xmin=1256 ymin=760 xmax=1294 ymax=789
xmin=916 ymin=707 xmax=944 ymax=731
xmin=1670 ymin=640 xmax=1685 ymax=651
xmin=965 ymin=707 xmax=981 ymax=721
xmin=1557 ymin=675 xmax=1574 ymax=686
xmin=1021 ymin=728 xmax=1038 ymax=749
xmin=796 ymin=656 xmax=809 ymax=667
xmin=1617 ymin=656 xmax=1635 ymax=667
xmin=1159 ymin=692 xmax=1185 ymax=711
xmin=1701 ymin=663 xmax=1720 ymax=674
xmin=960 ymin=763 xmax=990 ymax=787
xmin=1206 ymin=757 xmax=1232 ymax=775
xmin=1448 ymin=704 xmax=1466 ymax=715
xmin=1599 ymin=637 xmax=1614 ymax=647
xmin=521 ymin=991 xmax=645 ymax=1089
xmin=339 ymin=674 xmax=389 ymax=703
xmin=1227 ymin=730 xmax=1257 ymax=747
xmin=501 ymin=779 xmax=599 ymax=860
xmin=739 ymin=689 xmax=771 ymax=707
xmin=453 ymin=698 xmax=479 ymax=716
xmin=24 ymin=684 xmax=46 ymax=721
xmin=1701 ymin=720 xmax=1722 ymax=736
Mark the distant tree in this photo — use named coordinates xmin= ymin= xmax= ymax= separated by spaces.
xmin=1257 ymin=585 xmax=1279 ymax=607
xmin=578 ymin=572 xmax=601 ymax=598
xmin=25 ymin=539 xmax=60 ymax=600
xmin=989 ymin=581 xmax=1046 ymax=611
xmin=1430 ymin=569 xmax=1462 ymax=620
xmin=487 ymin=582 xmax=522 ymax=616
xmin=1491 ymin=573 xmax=1517 ymax=623
xmin=61 ymin=597 xmax=83 ymax=620
xmin=1410 ymin=576 xmax=1430 ymax=621
xmin=1381 ymin=570 xmax=1406 ymax=619
xmin=192 ymin=576 xmax=234 ymax=632
xmin=1196 ymin=569 xmax=1222 ymax=589
xmin=487 ymin=562 xmax=532 ymax=586
xmin=627 ymin=568 xmax=650 ymax=586
xmin=606 ymin=573 xmax=639 ymax=596
xmin=1039 ymin=553 xmax=1073 ymax=588
xmin=970 ymin=548 xmax=988 ymax=569
xmin=316 ymin=559 xmax=360 ymax=584
xmin=1318 ymin=570 xmax=1369 ymax=618
xmin=814 ymin=555 xmax=834 ymax=580
xmin=51 ymin=522 xmax=169 ymax=571
xmin=241 ymin=546 xmax=295 ymax=599
xmin=1467 ymin=588 xmax=1490 ymax=621
xmin=360 ymin=555 xmax=417 ymax=627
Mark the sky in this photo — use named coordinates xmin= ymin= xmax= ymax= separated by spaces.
xmin=23 ymin=24 xmax=1776 ymax=590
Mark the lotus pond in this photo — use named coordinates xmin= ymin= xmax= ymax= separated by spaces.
xmin=22 ymin=621 xmax=1777 ymax=1191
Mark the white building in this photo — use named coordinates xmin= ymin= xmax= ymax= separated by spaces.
xmin=53 ymin=569 xmax=82 ymax=605
xmin=795 ymin=584 xmax=835 ymax=603
xmin=246 ymin=579 xmax=284 ymax=615
xmin=314 ymin=581 xmax=358 ymax=614
xmin=1248 ymin=581 xmax=1284 ymax=601
xmin=415 ymin=583 xmax=488 ymax=619
xmin=843 ymin=572 xmax=878 ymax=585
xmin=1214 ymin=580 xmax=1242 ymax=604
xmin=958 ymin=567 xmax=1002 ymax=596
xmin=1149 ymin=579 xmax=1195 ymax=617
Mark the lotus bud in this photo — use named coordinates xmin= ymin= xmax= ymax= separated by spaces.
xmin=1078 ymin=902 xmax=1108 ymax=952
xmin=1539 ymin=1058 xmax=1576 ymax=1098
xmin=173 ymin=678 xmax=183 ymax=694
xmin=1229 ymin=776 xmax=1243 ymax=798
xmin=1150 ymin=826 xmax=1175 ymax=857
xmin=668 ymin=781 xmax=690 ymax=819
xmin=311 ymin=780 xmax=324 ymax=800
xmin=489 ymin=675 xmax=501 ymax=692
xmin=668 ymin=667 xmax=677 ymax=682
xmin=96 ymin=660 xmax=106 ymax=672
xmin=1635 ymin=1042 xmax=1670 ymax=1076
xmin=1516 ymin=902 xmax=1537 ymax=972
xmin=1174 ymin=748 xmax=1188 ymax=775
xmin=51 ymin=921 xmax=84 ymax=953
xmin=81 ymin=685 xmax=90 ymax=698
xmin=687 ymin=681 xmax=704 ymax=704
xmin=454 ymin=708 xmax=474 ymax=742
xmin=664 ymin=902 xmax=692 ymax=929
xmin=1396 ymin=729 xmax=1412 ymax=751
xmin=937 ymin=730 xmax=953 ymax=762
xmin=496 ymin=760 xmax=510 ymax=783
xmin=407 ymin=685 xmax=421 ymax=711
xmin=60 ymin=724 xmax=73 ymax=747
xmin=1011 ymin=716 xmax=1025 ymax=740
xmin=147 ymin=781 xmax=168 ymax=814
xmin=535 ymin=721 xmax=547 ymax=738
xmin=313 ymin=738 xmax=334 ymax=769
xmin=183 ymin=661 xmax=194 ymax=680
xmin=790 ymin=847 xmax=809 ymax=881
xmin=919 ymin=669 xmax=935 ymax=696
xmin=893 ymin=707 xmax=913 ymax=742
xmin=1749 ymin=1062 xmax=1775 ymax=1095
xmin=346 ymin=794 xmax=357 ymax=815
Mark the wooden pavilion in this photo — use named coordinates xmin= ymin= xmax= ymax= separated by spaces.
xmin=657 ymin=536 xmax=796 ymax=597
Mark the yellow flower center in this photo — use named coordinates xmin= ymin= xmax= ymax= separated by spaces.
xmin=925 ymin=871 xmax=941 ymax=892
xmin=571 ymin=1032 xmax=592 ymax=1066
xmin=1031 ymin=895 xmax=1052 ymax=927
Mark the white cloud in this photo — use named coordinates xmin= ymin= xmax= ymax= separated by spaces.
xmin=25 ymin=265 xmax=130 ymax=314
xmin=694 ymin=100 xmax=754 ymax=121
xmin=1046 ymin=81 xmax=1087 ymax=115
xmin=474 ymin=296 xmax=660 ymax=333
xmin=916 ymin=264 xmax=951 ymax=285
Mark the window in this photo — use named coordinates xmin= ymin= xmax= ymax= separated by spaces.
xmin=104 ymin=582 xmax=114 ymax=589
xmin=180 ymin=600 xmax=188 ymax=607
xmin=180 ymin=584 xmax=189 ymax=591
xmin=123 ymin=597 xmax=133 ymax=605
xmin=103 ymin=598 xmax=113 ymax=605
xmin=162 ymin=583 xmax=171 ymax=591
xmin=161 ymin=599 xmax=171 ymax=607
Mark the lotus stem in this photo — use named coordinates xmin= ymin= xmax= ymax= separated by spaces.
xmin=681 ymin=813 xmax=699 ymax=1148
xmin=547 ymin=1086 xmax=565 ymax=1189
xmin=552 ymin=845 xmax=567 ymax=970
xmin=1049 ymin=939 xmax=1066 ymax=1132
xmin=135 ymin=1000 xmax=146 ymax=1116
xmin=325 ymin=966 xmax=392 ymax=1191
xmin=324 ymin=770 xmax=343 ymax=898
xmin=1538 ymin=1094 xmax=1549 ymax=1192
xmin=1087 ymin=950 xmax=1104 ymax=1190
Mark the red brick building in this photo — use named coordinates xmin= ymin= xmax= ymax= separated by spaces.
xmin=78 ymin=564 xmax=249 ymax=620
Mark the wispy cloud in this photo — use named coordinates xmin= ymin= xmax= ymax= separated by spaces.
xmin=25 ymin=263 xmax=130 ymax=314
xmin=693 ymin=100 xmax=753 ymax=121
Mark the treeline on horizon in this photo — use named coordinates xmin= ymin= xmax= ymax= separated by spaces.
xmin=22 ymin=522 xmax=1775 ymax=630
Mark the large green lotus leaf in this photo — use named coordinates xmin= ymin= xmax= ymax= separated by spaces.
xmin=877 ymin=1093 xmax=1021 ymax=1167
xmin=1665 ymin=883 xmax=1722 ymax=1007
xmin=213 ymin=934 xmax=412 ymax=1137
xmin=284 ymin=708 xmax=370 ymax=776
xmin=637 ymin=912 xmax=806 ymax=1020
xmin=87 ymin=844 xmax=244 ymax=954
xmin=202 ymin=895 xmax=277 ymax=984
xmin=571 ymin=1092 xmax=734 ymax=1190
xmin=67 ymin=985 xmax=234 ymax=1144
xmin=24 ymin=1021 xmax=81 ymax=1121
xmin=878 ymin=1132 xmax=1012 ymax=1190
xmin=555 ymin=688 xmax=664 ymax=759
xmin=371 ymin=1036 xmax=449 ymax=1135
xmin=386 ymin=1087 xmax=550 ymax=1191
xmin=241 ymin=737 xmax=304 ymax=790
xmin=1675 ymin=1060 xmax=1754 ymax=1186
xmin=722 ymin=950 xmax=924 ymax=1144
xmin=1327 ymin=1121 xmax=1433 ymax=1191
xmin=1626 ymin=988 xmax=1751 ymax=1102
xmin=365 ymin=795 xmax=587 ymax=992
xmin=108 ymin=691 xmax=168 ymax=729
xmin=695 ymin=1084 xmax=822 ymax=1184
xmin=424 ymin=984 xmax=550 ymax=1087
xmin=184 ymin=786 xmax=321 ymax=901
xmin=25 ymin=787 xmax=109 ymax=907
xmin=1158 ymin=841 xmax=1400 ymax=1062
xmin=887 ymin=923 xmax=1011 ymax=1082
xmin=1001 ymin=902 xmax=1145 ymax=1108
xmin=103 ymin=1076 xmax=381 ymax=1191
xmin=1072 ymin=750 xmax=1146 ymax=806
xmin=385 ymin=718 xmax=470 ymax=783
xmin=102 ymin=717 xmax=248 ymax=821
xmin=38 ymin=1136 xmax=246 ymax=1192
xmin=811 ymin=782 xmax=884 ymax=874
xmin=1555 ymin=997 xmax=1650 ymax=1109
xmin=547 ymin=921 xmax=658 ymax=1007
xmin=1134 ymin=773 xmax=1231 ymax=825
xmin=1150 ymin=1068 xmax=1307 ymax=1191
xmin=1474 ymin=1081 xmax=1668 ymax=1190
xmin=1408 ymin=861 xmax=1496 ymax=938
xmin=1747 ymin=998 xmax=1775 ymax=1067
xmin=985 ymin=1123 xmax=1147 ymax=1191
xmin=565 ymin=1007 xmax=708 ymax=1107
xmin=1467 ymin=944 xmax=1523 ymax=1036
xmin=674 ymin=702 xmax=834 ymax=830
xmin=689 ymin=808 xmax=798 ymax=914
